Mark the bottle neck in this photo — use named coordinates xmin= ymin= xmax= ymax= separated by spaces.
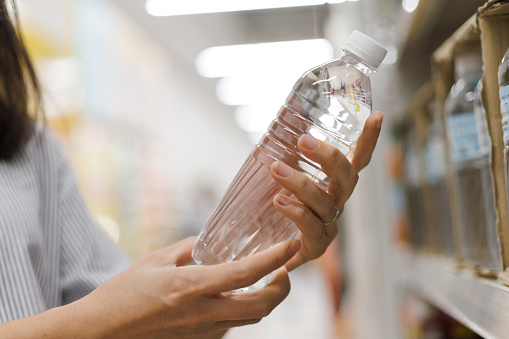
xmin=340 ymin=50 xmax=377 ymax=76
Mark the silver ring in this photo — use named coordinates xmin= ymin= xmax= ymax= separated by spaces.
xmin=323 ymin=206 xmax=340 ymax=226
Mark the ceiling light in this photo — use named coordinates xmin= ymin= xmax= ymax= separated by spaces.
xmin=201 ymin=38 xmax=334 ymax=135
xmin=146 ymin=0 xmax=358 ymax=17
xmin=402 ymin=0 xmax=419 ymax=13
xmin=196 ymin=39 xmax=333 ymax=78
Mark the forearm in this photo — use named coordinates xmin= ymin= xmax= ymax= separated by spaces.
xmin=0 ymin=303 xmax=82 ymax=338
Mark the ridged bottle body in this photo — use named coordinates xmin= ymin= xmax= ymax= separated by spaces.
xmin=445 ymin=71 xmax=500 ymax=270
xmin=473 ymin=82 xmax=500 ymax=270
xmin=193 ymin=53 xmax=373 ymax=266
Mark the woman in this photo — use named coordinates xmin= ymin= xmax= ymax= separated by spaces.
xmin=0 ymin=0 xmax=382 ymax=337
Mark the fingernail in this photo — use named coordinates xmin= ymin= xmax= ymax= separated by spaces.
xmin=301 ymin=135 xmax=320 ymax=150
xmin=277 ymin=194 xmax=292 ymax=206
xmin=275 ymin=162 xmax=292 ymax=177
xmin=375 ymin=112 xmax=383 ymax=131
xmin=288 ymin=240 xmax=302 ymax=256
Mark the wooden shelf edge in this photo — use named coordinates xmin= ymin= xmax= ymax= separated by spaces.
xmin=400 ymin=253 xmax=509 ymax=339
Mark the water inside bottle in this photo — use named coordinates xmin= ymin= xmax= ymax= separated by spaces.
xmin=446 ymin=72 xmax=500 ymax=271
xmin=456 ymin=159 xmax=497 ymax=268
xmin=193 ymin=57 xmax=373 ymax=268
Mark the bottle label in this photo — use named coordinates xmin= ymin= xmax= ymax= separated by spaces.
xmin=447 ymin=112 xmax=481 ymax=163
xmin=500 ymin=85 xmax=509 ymax=144
xmin=335 ymin=79 xmax=371 ymax=125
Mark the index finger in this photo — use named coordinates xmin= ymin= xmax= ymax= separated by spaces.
xmin=200 ymin=239 xmax=301 ymax=294
xmin=349 ymin=111 xmax=383 ymax=171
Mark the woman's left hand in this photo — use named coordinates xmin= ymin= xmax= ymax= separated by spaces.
xmin=269 ymin=111 xmax=383 ymax=271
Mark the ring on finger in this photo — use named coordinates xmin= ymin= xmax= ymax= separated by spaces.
xmin=323 ymin=206 xmax=340 ymax=226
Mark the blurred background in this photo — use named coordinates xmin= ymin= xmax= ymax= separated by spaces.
xmin=15 ymin=0 xmax=491 ymax=338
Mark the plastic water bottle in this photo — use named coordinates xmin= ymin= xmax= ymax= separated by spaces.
xmin=499 ymin=47 xmax=509 ymax=220
xmin=445 ymin=50 xmax=499 ymax=270
xmin=192 ymin=31 xmax=387 ymax=270
xmin=473 ymin=81 xmax=501 ymax=271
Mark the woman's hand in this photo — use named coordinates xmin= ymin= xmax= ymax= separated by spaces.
xmin=270 ymin=111 xmax=383 ymax=271
xmin=66 ymin=237 xmax=300 ymax=339
xmin=0 ymin=237 xmax=300 ymax=338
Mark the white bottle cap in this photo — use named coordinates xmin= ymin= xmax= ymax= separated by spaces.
xmin=343 ymin=30 xmax=388 ymax=70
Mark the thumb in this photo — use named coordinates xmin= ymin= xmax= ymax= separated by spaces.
xmin=349 ymin=111 xmax=382 ymax=172
xmin=201 ymin=239 xmax=302 ymax=293
xmin=149 ymin=236 xmax=197 ymax=266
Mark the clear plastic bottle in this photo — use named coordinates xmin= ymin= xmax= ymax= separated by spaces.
xmin=445 ymin=50 xmax=498 ymax=270
xmin=499 ymin=47 xmax=509 ymax=224
xmin=473 ymin=80 xmax=501 ymax=270
xmin=192 ymin=31 xmax=387 ymax=268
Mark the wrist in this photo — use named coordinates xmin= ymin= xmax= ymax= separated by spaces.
xmin=43 ymin=302 xmax=98 ymax=339
xmin=0 ymin=302 xmax=95 ymax=339
xmin=66 ymin=294 xmax=111 ymax=339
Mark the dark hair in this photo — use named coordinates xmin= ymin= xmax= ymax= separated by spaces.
xmin=0 ymin=0 xmax=43 ymax=160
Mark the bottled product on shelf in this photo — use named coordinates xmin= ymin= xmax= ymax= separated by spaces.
xmin=473 ymin=81 xmax=501 ymax=270
xmin=192 ymin=31 xmax=387 ymax=272
xmin=444 ymin=50 xmax=499 ymax=271
xmin=422 ymin=110 xmax=454 ymax=256
xmin=499 ymin=47 xmax=509 ymax=217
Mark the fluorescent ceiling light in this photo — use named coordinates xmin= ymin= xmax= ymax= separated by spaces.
xmin=146 ymin=0 xmax=358 ymax=17
xmin=196 ymin=39 xmax=333 ymax=78
xmin=202 ymin=38 xmax=334 ymax=133
xmin=402 ymin=0 xmax=419 ymax=13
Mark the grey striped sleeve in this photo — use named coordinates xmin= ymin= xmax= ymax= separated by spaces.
xmin=0 ymin=126 xmax=131 ymax=321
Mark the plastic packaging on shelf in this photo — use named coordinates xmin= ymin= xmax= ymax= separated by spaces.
xmin=192 ymin=31 xmax=387 ymax=275
xmin=444 ymin=50 xmax=499 ymax=271
xmin=473 ymin=81 xmax=501 ymax=270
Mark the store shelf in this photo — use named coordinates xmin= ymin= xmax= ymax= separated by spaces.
xmin=397 ymin=0 xmax=486 ymax=62
xmin=401 ymin=254 xmax=509 ymax=339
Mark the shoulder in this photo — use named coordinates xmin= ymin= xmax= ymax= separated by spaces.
xmin=16 ymin=123 xmax=73 ymax=183
xmin=24 ymin=123 xmax=67 ymax=161
xmin=31 ymin=123 xmax=65 ymax=152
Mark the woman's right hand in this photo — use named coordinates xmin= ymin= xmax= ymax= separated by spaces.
xmin=70 ymin=237 xmax=300 ymax=338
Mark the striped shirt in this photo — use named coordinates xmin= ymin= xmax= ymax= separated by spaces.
xmin=0 ymin=125 xmax=130 ymax=322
